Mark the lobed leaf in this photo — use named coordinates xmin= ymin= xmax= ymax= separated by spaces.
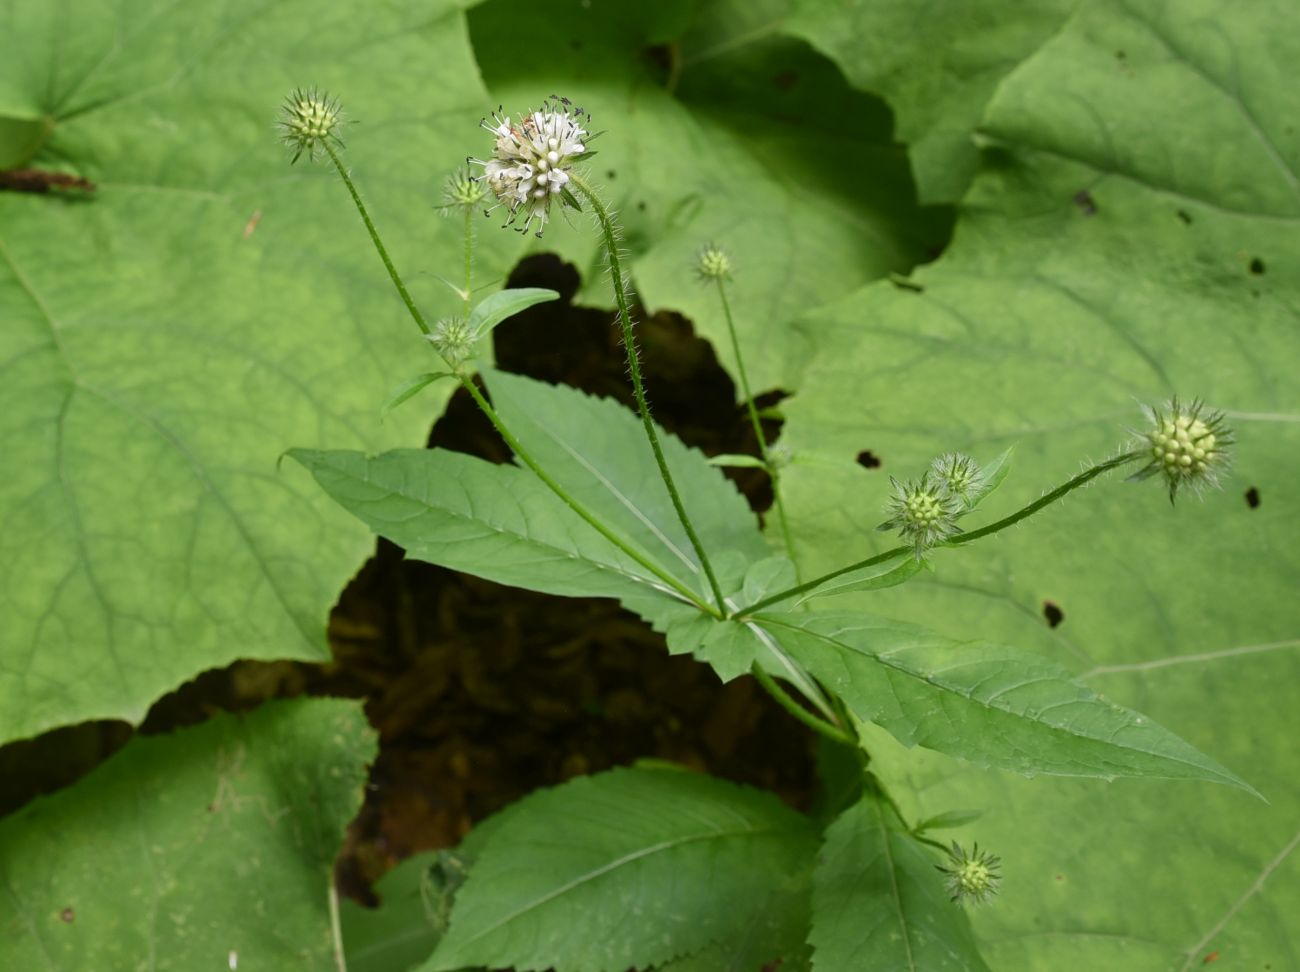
xmin=0 ymin=699 xmax=374 ymax=969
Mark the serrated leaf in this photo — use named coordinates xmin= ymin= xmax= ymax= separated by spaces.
xmin=756 ymin=611 xmax=1253 ymax=790
xmin=481 ymin=368 xmax=769 ymax=597
xmin=0 ymin=0 xmax=525 ymax=744
xmin=0 ymin=699 xmax=374 ymax=969
xmin=466 ymin=287 xmax=560 ymax=340
xmin=423 ymin=767 xmax=817 ymax=972
xmin=781 ymin=0 xmax=1300 ymax=960
xmin=289 ymin=448 xmax=683 ymax=606
xmin=810 ymin=790 xmax=990 ymax=971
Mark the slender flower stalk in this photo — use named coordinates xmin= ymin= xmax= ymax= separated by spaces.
xmin=700 ymin=245 xmax=800 ymax=579
xmin=741 ymin=451 xmax=1145 ymax=616
xmin=569 ymin=172 xmax=729 ymax=614
xmin=306 ymin=125 xmax=718 ymax=617
xmin=749 ymin=662 xmax=855 ymax=746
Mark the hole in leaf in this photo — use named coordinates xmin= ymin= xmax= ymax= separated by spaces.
xmin=1042 ymin=601 xmax=1065 ymax=628
xmin=855 ymin=450 xmax=882 ymax=469
xmin=1245 ymin=486 xmax=1261 ymax=508
xmin=1073 ymin=189 xmax=1097 ymax=216
xmin=1177 ymin=209 xmax=1193 ymax=224
xmin=60 ymin=907 xmax=74 ymax=923
xmin=1249 ymin=257 xmax=1265 ymax=275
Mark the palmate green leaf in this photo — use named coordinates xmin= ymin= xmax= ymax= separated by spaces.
xmin=422 ymin=767 xmax=817 ymax=972
xmin=467 ymin=0 xmax=948 ymax=392
xmin=780 ymin=0 xmax=1300 ymax=964
xmin=0 ymin=0 xmax=528 ymax=744
xmin=810 ymin=789 xmax=990 ymax=972
xmin=785 ymin=0 xmax=1076 ymax=203
xmin=0 ymin=698 xmax=374 ymax=970
xmin=481 ymin=368 xmax=770 ymax=595
xmin=289 ymin=448 xmax=682 ymax=606
xmin=755 ymin=611 xmax=1250 ymax=789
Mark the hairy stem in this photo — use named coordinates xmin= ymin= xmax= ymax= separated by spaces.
xmin=571 ymin=173 xmax=728 ymax=614
xmin=324 ymin=142 xmax=431 ymax=335
xmin=742 ymin=451 xmax=1145 ymax=615
xmin=715 ymin=277 xmax=799 ymax=578
xmin=750 ymin=662 xmax=856 ymax=746
xmin=322 ymin=146 xmax=718 ymax=615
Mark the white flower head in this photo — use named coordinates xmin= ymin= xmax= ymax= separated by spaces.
xmin=470 ymin=96 xmax=590 ymax=237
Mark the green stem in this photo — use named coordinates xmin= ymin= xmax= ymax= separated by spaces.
xmin=571 ymin=173 xmax=728 ymax=614
xmin=750 ymin=662 xmax=856 ymax=746
xmin=742 ymin=451 xmax=1145 ymax=616
xmin=322 ymin=145 xmax=718 ymax=616
xmin=462 ymin=204 xmax=474 ymax=317
xmin=715 ymin=277 xmax=799 ymax=578
xmin=324 ymin=142 xmax=431 ymax=335
xmin=947 ymin=450 xmax=1142 ymax=546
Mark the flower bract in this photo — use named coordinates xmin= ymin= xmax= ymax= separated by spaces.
xmin=472 ymin=98 xmax=589 ymax=236
xmin=879 ymin=474 xmax=962 ymax=557
xmin=278 ymin=88 xmax=342 ymax=163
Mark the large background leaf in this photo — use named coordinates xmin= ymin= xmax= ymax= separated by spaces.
xmin=0 ymin=698 xmax=374 ymax=970
xmin=0 ymin=0 xmax=527 ymax=743
xmin=780 ymin=0 xmax=1300 ymax=965
xmin=466 ymin=0 xmax=949 ymax=393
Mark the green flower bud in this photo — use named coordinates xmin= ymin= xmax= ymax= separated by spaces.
xmin=441 ymin=167 xmax=487 ymax=210
xmin=930 ymin=452 xmax=985 ymax=507
xmin=429 ymin=316 xmax=475 ymax=366
xmin=695 ymin=243 xmax=732 ymax=281
xmin=937 ymin=842 xmax=1001 ymax=906
xmin=1130 ymin=398 xmax=1233 ymax=502
xmin=278 ymin=88 xmax=343 ymax=164
xmin=879 ymin=474 xmax=962 ymax=557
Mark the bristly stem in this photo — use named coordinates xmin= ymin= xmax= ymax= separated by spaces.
xmin=571 ymin=173 xmax=728 ymax=615
xmin=750 ymin=662 xmax=856 ymax=746
xmin=715 ymin=276 xmax=799 ymax=578
xmin=461 ymin=204 xmax=474 ymax=317
xmin=323 ymin=142 xmax=431 ymax=336
xmin=321 ymin=146 xmax=719 ymax=616
xmin=742 ymin=450 xmax=1146 ymax=616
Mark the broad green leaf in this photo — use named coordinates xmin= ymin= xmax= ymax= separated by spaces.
xmin=342 ymin=851 xmax=461 ymax=972
xmin=780 ymin=0 xmax=1300 ymax=962
xmin=786 ymin=0 xmax=1076 ymax=203
xmin=810 ymin=790 xmax=990 ymax=971
xmin=423 ymin=766 xmax=817 ymax=972
xmin=0 ymin=698 xmax=374 ymax=970
xmin=481 ymin=368 xmax=770 ymax=595
xmin=0 ymin=0 xmax=525 ymax=743
xmin=756 ymin=611 xmax=1251 ymax=790
xmin=289 ymin=448 xmax=683 ymax=606
xmin=467 ymin=287 xmax=560 ymax=339
xmin=467 ymin=0 xmax=948 ymax=392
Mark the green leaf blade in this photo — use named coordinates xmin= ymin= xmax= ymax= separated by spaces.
xmin=466 ymin=287 xmax=560 ymax=339
xmin=0 ymin=699 xmax=374 ymax=969
xmin=810 ymin=790 xmax=990 ymax=972
xmin=758 ymin=611 xmax=1253 ymax=791
xmin=423 ymin=767 xmax=817 ymax=972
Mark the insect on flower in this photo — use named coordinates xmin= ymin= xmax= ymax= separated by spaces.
xmin=470 ymin=98 xmax=591 ymax=237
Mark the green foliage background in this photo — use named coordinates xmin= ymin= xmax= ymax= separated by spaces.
xmin=1 ymin=0 xmax=1296 ymax=968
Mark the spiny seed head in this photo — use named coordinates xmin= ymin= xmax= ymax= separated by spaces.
xmin=1129 ymin=398 xmax=1233 ymax=503
xmin=441 ymin=167 xmax=487 ymax=210
xmin=695 ymin=243 xmax=732 ymax=281
xmin=879 ymin=474 xmax=962 ymax=557
xmin=278 ymin=87 xmax=343 ymax=163
xmin=930 ymin=452 xmax=985 ymax=506
xmin=471 ymin=97 xmax=590 ymax=237
xmin=937 ymin=842 xmax=1001 ymax=906
xmin=428 ymin=316 xmax=475 ymax=366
